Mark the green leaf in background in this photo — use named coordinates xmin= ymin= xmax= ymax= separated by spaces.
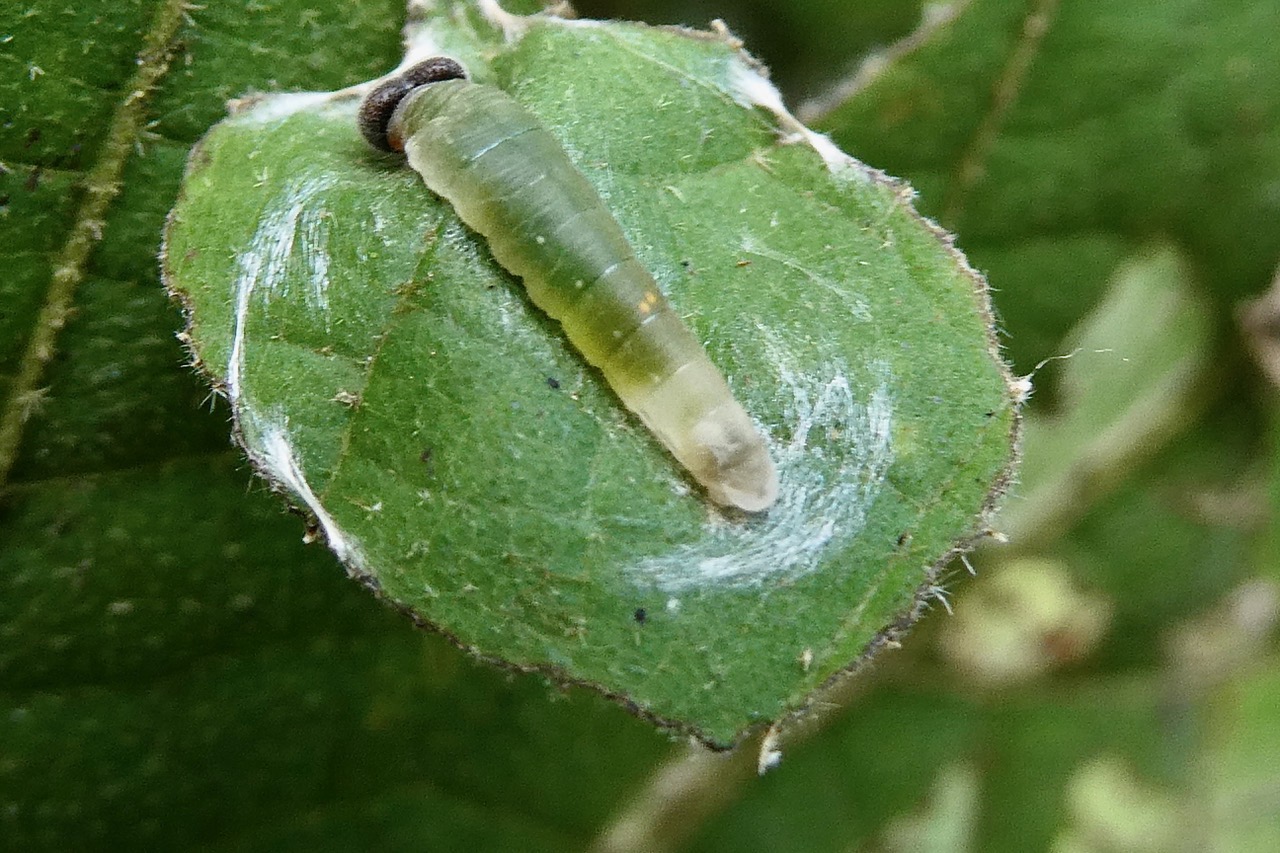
xmin=997 ymin=245 xmax=1214 ymax=549
xmin=161 ymin=5 xmax=1017 ymax=744
xmin=805 ymin=0 xmax=1280 ymax=375
xmin=1204 ymin=664 xmax=1280 ymax=851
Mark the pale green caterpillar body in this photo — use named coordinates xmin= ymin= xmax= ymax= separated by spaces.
xmin=359 ymin=59 xmax=778 ymax=512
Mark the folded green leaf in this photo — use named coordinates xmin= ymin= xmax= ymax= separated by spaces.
xmin=163 ymin=6 xmax=1018 ymax=745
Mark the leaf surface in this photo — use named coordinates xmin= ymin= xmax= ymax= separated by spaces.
xmin=164 ymin=8 xmax=1017 ymax=743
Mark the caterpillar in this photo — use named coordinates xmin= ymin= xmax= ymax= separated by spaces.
xmin=358 ymin=58 xmax=778 ymax=512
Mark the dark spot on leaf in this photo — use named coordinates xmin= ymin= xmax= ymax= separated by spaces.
xmin=896 ymin=531 xmax=911 ymax=548
xmin=633 ymin=608 xmax=647 ymax=625
xmin=25 ymin=127 xmax=41 ymax=147
xmin=24 ymin=166 xmax=41 ymax=192
xmin=546 ymin=376 xmax=561 ymax=390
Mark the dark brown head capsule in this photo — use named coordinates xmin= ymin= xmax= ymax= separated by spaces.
xmin=357 ymin=57 xmax=467 ymax=152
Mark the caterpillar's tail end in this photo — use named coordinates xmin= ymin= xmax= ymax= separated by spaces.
xmin=711 ymin=461 xmax=779 ymax=513
xmin=689 ymin=409 xmax=779 ymax=513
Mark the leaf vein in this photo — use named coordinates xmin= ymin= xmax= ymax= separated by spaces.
xmin=0 ymin=0 xmax=190 ymax=490
xmin=941 ymin=0 xmax=1061 ymax=227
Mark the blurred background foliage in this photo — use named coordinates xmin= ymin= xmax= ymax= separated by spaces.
xmin=2 ymin=0 xmax=1277 ymax=850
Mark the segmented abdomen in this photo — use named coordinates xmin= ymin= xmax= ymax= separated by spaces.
xmin=390 ymin=79 xmax=777 ymax=511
